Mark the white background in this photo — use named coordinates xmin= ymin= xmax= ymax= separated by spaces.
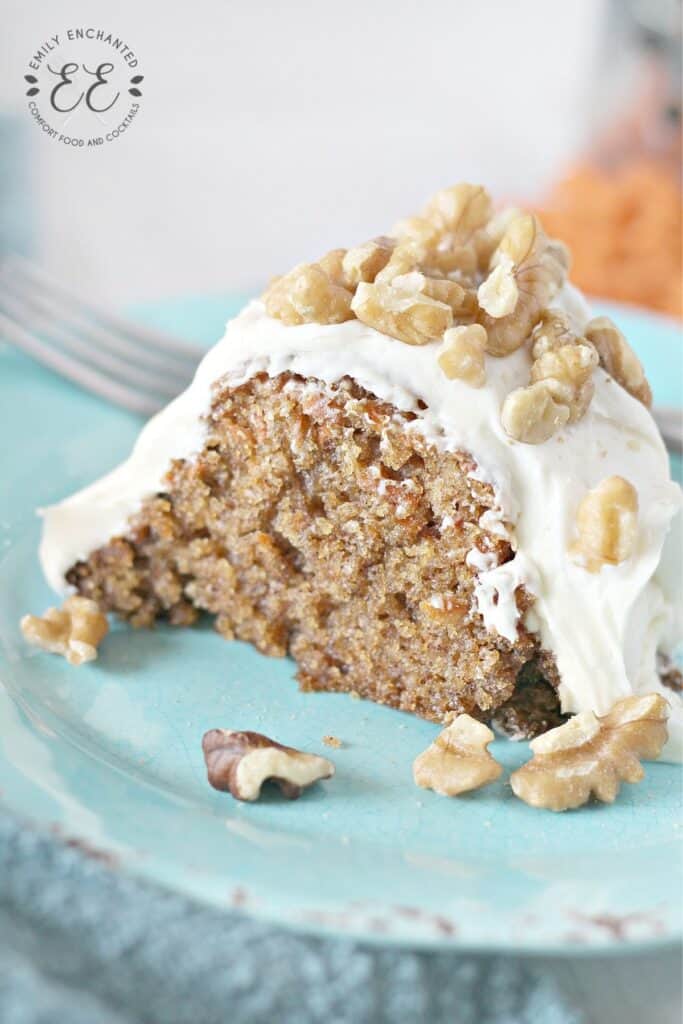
xmin=1 ymin=0 xmax=604 ymax=305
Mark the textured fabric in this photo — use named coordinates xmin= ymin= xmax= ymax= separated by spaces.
xmin=0 ymin=814 xmax=583 ymax=1024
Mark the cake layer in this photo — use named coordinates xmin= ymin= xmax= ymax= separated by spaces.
xmin=40 ymin=293 xmax=683 ymax=758
xmin=65 ymin=372 xmax=562 ymax=729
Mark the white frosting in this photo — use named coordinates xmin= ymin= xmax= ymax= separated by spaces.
xmin=40 ymin=288 xmax=683 ymax=760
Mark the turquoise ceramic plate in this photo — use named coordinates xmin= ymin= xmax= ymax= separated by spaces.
xmin=1 ymin=295 xmax=681 ymax=954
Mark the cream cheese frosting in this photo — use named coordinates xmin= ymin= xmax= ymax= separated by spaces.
xmin=40 ymin=286 xmax=683 ymax=760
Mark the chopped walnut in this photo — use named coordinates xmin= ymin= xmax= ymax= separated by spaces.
xmin=391 ymin=215 xmax=441 ymax=248
xmin=569 ymin=475 xmax=639 ymax=571
xmin=479 ymin=215 xmax=568 ymax=356
xmin=423 ymin=183 xmax=493 ymax=237
xmin=351 ymin=279 xmax=453 ymax=346
xmin=392 ymin=184 xmax=493 ymax=283
xmin=202 ymin=729 xmax=335 ymax=802
xmin=437 ymin=324 xmax=487 ymax=386
xmin=510 ymin=694 xmax=669 ymax=811
xmin=374 ymin=243 xmax=421 ymax=285
xmin=21 ymin=596 xmax=108 ymax=666
xmin=264 ymin=263 xmax=354 ymax=325
xmin=502 ymin=312 xmax=598 ymax=443
xmin=584 ymin=316 xmax=652 ymax=407
xmin=342 ymin=236 xmax=395 ymax=286
xmin=322 ymin=734 xmax=343 ymax=749
xmin=477 ymin=258 xmax=519 ymax=318
xmin=318 ymin=248 xmax=349 ymax=287
xmin=530 ymin=342 xmax=598 ymax=422
xmin=501 ymin=381 xmax=571 ymax=444
xmin=530 ymin=309 xmax=577 ymax=358
xmin=471 ymin=206 xmax=523 ymax=270
xmin=413 ymin=715 xmax=502 ymax=796
xmin=392 ymin=272 xmax=476 ymax=317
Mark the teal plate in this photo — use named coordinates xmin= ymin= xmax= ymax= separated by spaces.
xmin=1 ymin=294 xmax=681 ymax=954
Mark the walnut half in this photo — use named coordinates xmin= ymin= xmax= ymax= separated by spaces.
xmin=264 ymin=263 xmax=354 ymax=325
xmin=21 ymin=596 xmax=108 ymax=666
xmin=413 ymin=715 xmax=502 ymax=796
xmin=584 ymin=315 xmax=652 ymax=407
xmin=202 ymin=729 xmax=335 ymax=801
xmin=478 ymin=214 xmax=568 ymax=356
xmin=510 ymin=694 xmax=669 ymax=811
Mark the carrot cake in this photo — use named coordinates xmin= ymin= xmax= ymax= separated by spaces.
xmin=39 ymin=183 xmax=683 ymax=759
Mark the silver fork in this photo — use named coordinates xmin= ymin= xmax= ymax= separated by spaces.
xmin=0 ymin=255 xmax=681 ymax=453
xmin=0 ymin=255 xmax=201 ymax=416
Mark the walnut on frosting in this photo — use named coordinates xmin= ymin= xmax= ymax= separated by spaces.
xmin=501 ymin=309 xmax=599 ymax=444
xmin=530 ymin=309 xmax=579 ymax=357
xmin=531 ymin=341 xmax=598 ymax=421
xmin=510 ymin=694 xmax=669 ymax=811
xmin=264 ymin=263 xmax=354 ymax=325
xmin=478 ymin=215 xmax=568 ymax=356
xmin=342 ymin=236 xmax=395 ymax=286
xmin=501 ymin=381 xmax=571 ymax=444
xmin=584 ymin=315 xmax=652 ymax=407
xmin=477 ymin=259 xmax=519 ymax=318
xmin=318 ymin=248 xmax=350 ymax=287
xmin=351 ymin=278 xmax=454 ymax=346
xmin=261 ymin=182 xmax=651 ymax=446
xmin=437 ymin=324 xmax=488 ymax=386
xmin=569 ymin=475 xmax=639 ymax=571
xmin=390 ymin=183 xmax=493 ymax=284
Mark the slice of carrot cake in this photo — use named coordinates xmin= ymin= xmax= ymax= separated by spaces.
xmin=39 ymin=183 xmax=683 ymax=757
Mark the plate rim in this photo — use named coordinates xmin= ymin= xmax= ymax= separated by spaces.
xmin=1 ymin=294 xmax=681 ymax=956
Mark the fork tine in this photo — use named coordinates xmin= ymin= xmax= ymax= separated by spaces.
xmin=0 ymin=264 xmax=197 ymax=386
xmin=0 ymin=286 xmax=189 ymax=401
xmin=5 ymin=255 xmax=203 ymax=363
xmin=0 ymin=311 xmax=163 ymax=416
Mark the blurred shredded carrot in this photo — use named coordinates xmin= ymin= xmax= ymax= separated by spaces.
xmin=535 ymin=162 xmax=682 ymax=319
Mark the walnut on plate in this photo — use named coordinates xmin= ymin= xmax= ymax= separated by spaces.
xmin=569 ymin=475 xmax=639 ymax=572
xmin=21 ymin=596 xmax=108 ymax=666
xmin=510 ymin=694 xmax=669 ymax=811
xmin=584 ymin=315 xmax=652 ymax=407
xmin=413 ymin=714 xmax=502 ymax=796
xmin=264 ymin=263 xmax=354 ymax=325
xmin=202 ymin=729 xmax=335 ymax=802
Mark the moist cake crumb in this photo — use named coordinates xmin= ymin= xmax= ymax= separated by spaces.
xmin=66 ymin=372 xmax=560 ymax=733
